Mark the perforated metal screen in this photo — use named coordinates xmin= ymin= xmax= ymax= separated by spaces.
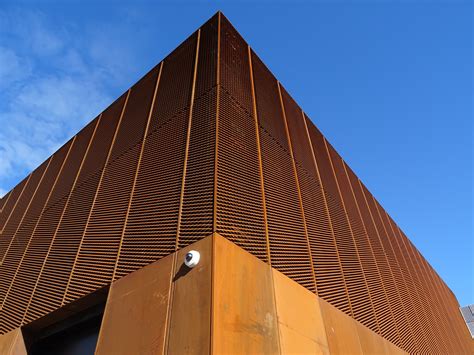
xmin=0 ymin=12 xmax=470 ymax=353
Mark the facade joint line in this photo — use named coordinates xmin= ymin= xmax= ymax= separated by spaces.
xmin=176 ymin=29 xmax=201 ymax=250
xmin=277 ymin=82 xmax=317 ymax=293
xmin=111 ymin=63 xmax=164 ymax=282
xmin=301 ymin=111 xmax=354 ymax=315
xmin=21 ymin=115 xmax=102 ymax=324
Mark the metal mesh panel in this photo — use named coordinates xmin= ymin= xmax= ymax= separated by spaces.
xmin=371 ymin=199 xmax=421 ymax=350
xmin=117 ymin=112 xmax=188 ymax=276
xmin=26 ymin=147 xmax=107 ymax=319
xmin=259 ymin=130 xmax=315 ymax=290
xmin=0 ymin=190 xmax=11 ymax=212
xmin=279 ymin=89 xmax=314 ymax=170
xmin=216 ymin=88 xmax=267 ymax=260
xmin=251 ymin=52 xmax=288 ymax=149
xmin=19 ymin=119 xmax=99 ymax=326
xmin=108 ymin=70 xmax=159 ymax=162
xmin=148 ymin=35 xmax=196 ymax=132
xmin=345 ymin=164 xmax=406 ymax=346
xmin=397 ymin=223 xmax=457 ymax=353
xmin=194 ymin=14 xmax=218 ymax=98
xmin=382 ymin=210 xmax=435 ymax=353
xmin=286 ymin=117 xmax=350 ymax=310
xmin=75 ymin=96 xmax=127 ymax=184
xmin=327 ymin=154 xmax=380 ymax=330
xmin=178 ymin=18 xmax=218 ymax=247
xmin=115 ymin=35 xmax=197 ymax=277
xmin=55 ymin=70 xmax=157 ymax=300
xmin=325 ymin=143 xmax=380 ymax=332
xmin=0 ymin=158 xmax=51 ymax=304
xmin=0 ymin=141 xmax=71 ymax=305
xmin=309 ymin=126 xmax=373 ymax=324
xmin=359 ymin=183 xmax=415 ymax=350
xmin=278 ymin=89 xmax=321 ymax=293
xmin=342 ymin=162 xmax=423 ymax=351
xmin=294 ymin=128 xmax=350 ymax=313
xmin=0 ymin=178 xmax=29 ymax=233
xmin=412 ymin=234 xmax=470 ymax=353
xmin=61 ymin=95 xmax=127 ymax=301
xmin=178 ymin=90 xmax=216 ymax=247
xmin=60 ymin=146 xmax=137 ymax=295
xmin=216 ymin=20 xmax=267 ymax=260
xmin=251 ymin=54 xmax=314 ymax=289
xmin=220 ymin=16 xmax=252 ymax=113
xmin=415 ymin=239 xmax=472 ymax=353
xmin=0 ymin=161 xmax=49 ymax=263
xmin=379 ymin=201 xmax=443 ymax=352
xmin=0 ymin=119 xmax=96 ymax=332
xmin=0 ymin=142 xmax=71 ymax=331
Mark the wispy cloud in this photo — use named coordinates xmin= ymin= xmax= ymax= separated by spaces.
xmin=0 ymin=8 xmax=142 ymax=197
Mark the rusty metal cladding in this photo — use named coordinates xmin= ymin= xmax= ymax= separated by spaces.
xmin=216 ymin=16 xmax=267 ymax=260
xmin=251 ymin=50 xmax=314 ymax=290
xmin=0 ymin=158 xmax=52 ymax=311
xmin=343 ymin=162 xmax=425 ymax=353
xmin=325 ymin=143 xmax=380 ymax=333
xmin=0 ymin=140 xmax=76 ymax=333
xmin=20 ymin=119 xmax=100 ymax=327
xmin=178 ymin=15 xmax=218 ymax=247
xmin=323 ymin=138 xmax=380 ymax=333
xmin=0 ymin=141 xmax=73 ymax=320
xmin=302 ymin=117 xmax=352 ymax=314
xmin=0 ymin=117 xmax=97 ymax=333
xmin=0 ymin=191 xmax=9 ymax=211
xmin=117 ymin=33 xmax=198 ymax=278
xmin=0 ymin=11 xmax=470 ymax=353
xmin=63 ymin=94 xmax=129 ymax=301
xmin=0 ymin=180 xmax=28 ymax=231
xmin=0 ymin=161 xmax=49 ymax=264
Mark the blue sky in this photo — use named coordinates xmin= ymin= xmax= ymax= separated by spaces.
xmin=0 ymin=1 xmax=472 ymax=306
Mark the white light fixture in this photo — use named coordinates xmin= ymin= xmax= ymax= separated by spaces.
xmin=184 ymin=250 xmax=200 ymax=268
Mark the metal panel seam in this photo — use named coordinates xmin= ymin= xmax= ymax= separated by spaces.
xmin=247 ymin=45 xmax=271 ymax=265
xmin=0 ymin=156 xmax=54 ymax=309
xmin=21 ymin=116 xmax=101 ymax=324
xmin=0 ymin=189 xmax=13 ymax=215
xmin=370 ymin=194 xmax=425 ymax=350
xmin=301 ymin=113 xmax=354 ymax=315
xmin=277 ymin=82 xmax=317 ymax=293
xmin=323 ymin=138 xmax=380 ymax=333
xmin=0 ymin=173 xmax=31 ymax=235
xmin=0 ymin=157 xmax=52 ymax=266
xmin=0 ymin=137 xmax=76 ymax=310
xmin=356 ymin=179 xmax=405 ymax=346
xmin=341 ymin=161 xmax=413 ymax=348
xmin=382 ymin=208 xmax=435 ymax=351
xmin=176 ymin=29 xmax=201 ymax=250
xmin=111 ymin=63 xmax=164 ymax=281
xmin=212 ymin=12 xmax=221 ymax=235
xmin=210 ymin=14 xmax=221 ymax=355
xmin=60 ymin=113 xmax=111 ymax=305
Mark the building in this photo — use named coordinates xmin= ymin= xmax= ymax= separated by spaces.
xmin=460 ymin=305 xmax=474 ymax=338
xmin=0 ymin=12 xmax=471 ymax=354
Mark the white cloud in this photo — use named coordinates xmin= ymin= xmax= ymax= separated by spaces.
xmin=0 ymin=9 xmax=119 ymax=193
xmin=0 ymin=10 xmax=65 ymax=57
xmin=0 ymin=47 xmax=32 ymax=88
xmin=14 ymin=75 xmax=109 ymax=126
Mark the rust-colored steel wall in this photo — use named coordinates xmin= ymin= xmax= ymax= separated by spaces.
xmin=0 ymin=12 xmax=470 ymax=353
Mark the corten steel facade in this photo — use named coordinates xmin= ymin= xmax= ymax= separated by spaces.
xmin=0 ymin=12 xmax=471 ymax=353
